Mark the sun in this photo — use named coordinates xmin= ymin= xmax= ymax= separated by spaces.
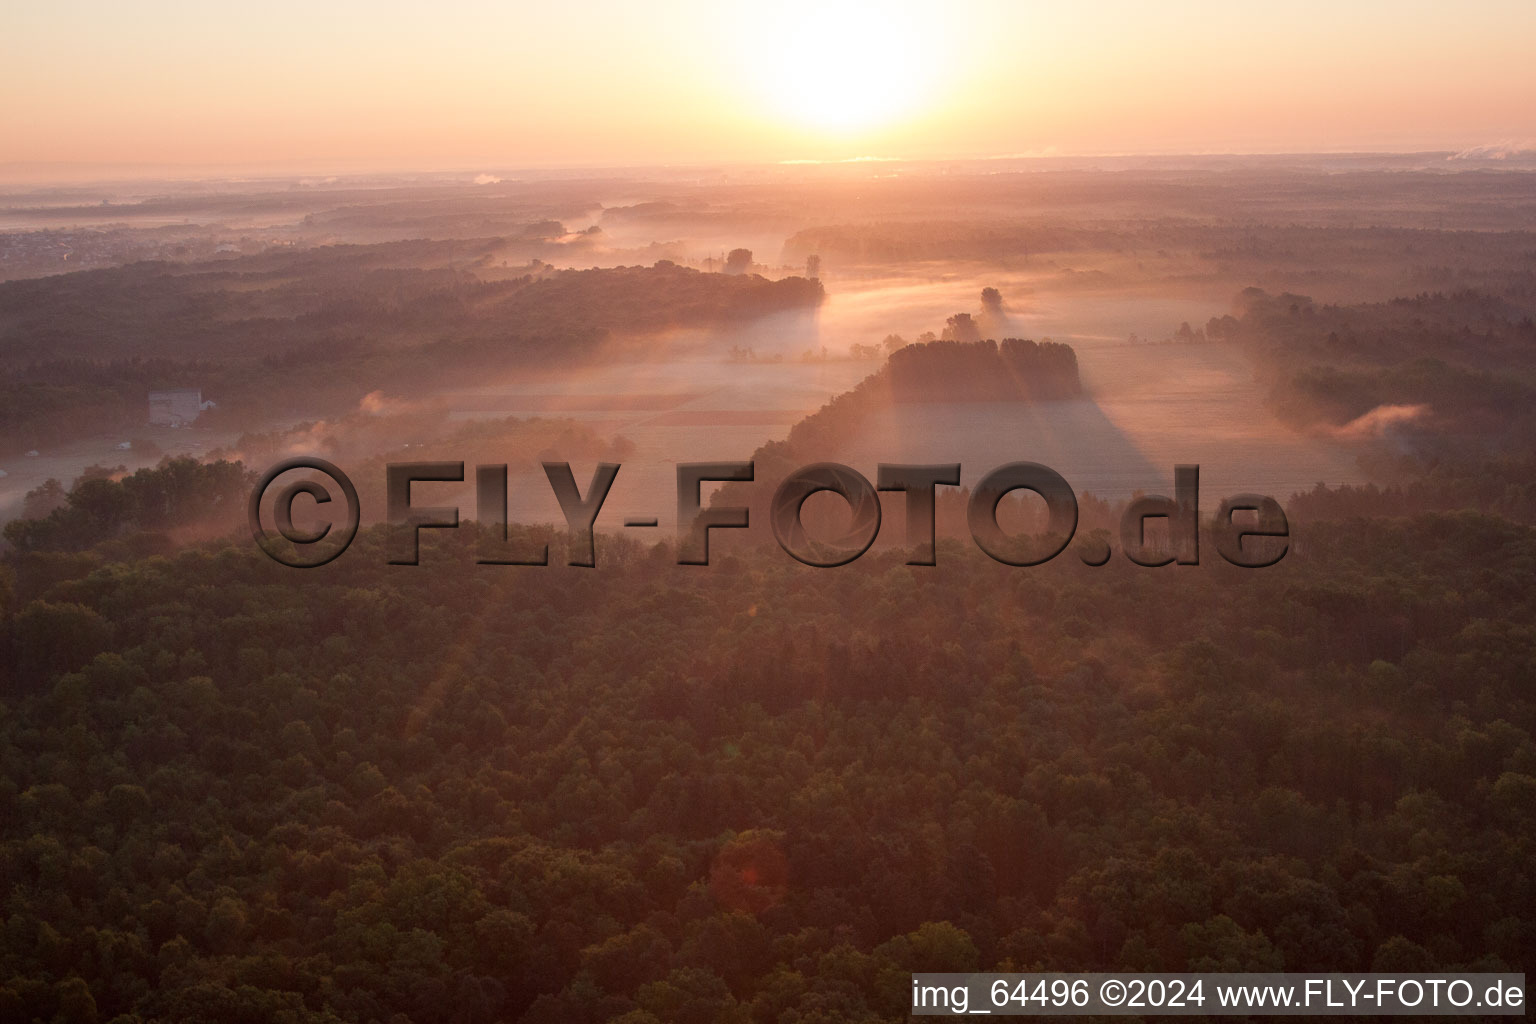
xmin=739 ymin=1 xmax=946 ymax=135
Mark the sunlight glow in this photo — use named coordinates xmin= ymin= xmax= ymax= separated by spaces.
xmin=740 ymin=1 xmax=946 ymax=134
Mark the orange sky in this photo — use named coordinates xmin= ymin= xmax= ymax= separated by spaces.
xmin=4 ymin=0 xmax=1534 ymax=173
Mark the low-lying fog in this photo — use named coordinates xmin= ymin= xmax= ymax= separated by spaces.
xmin=447 ymin=273 xmax=1365 ymax=531
xmin=0 ymin=265 xmax=1370 ymax=535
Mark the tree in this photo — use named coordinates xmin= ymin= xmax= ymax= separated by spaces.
xmin=1370 ymin=936 xmax=1435 ymax=971
xmin=203 ymin=896 xmax=249 ymax=954
xmin=7 ymin=600 xmax=113 ymax=695
xmin=53 ymin=977 xmax=98 ymax=1024
xmin=22 ymin=478 xmax=67 ymax=519
xmin=725 ymin=248 xmax=753 ymax=275
xmin=941 ymin=313 xmax=980 ymax=343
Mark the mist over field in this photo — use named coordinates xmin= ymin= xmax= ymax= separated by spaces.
xmin=8 ymin=156 xmax=1529 ymax=525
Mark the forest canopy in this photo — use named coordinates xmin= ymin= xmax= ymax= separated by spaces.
xmin=1 ymin=504 xmax=1532 ymax=1022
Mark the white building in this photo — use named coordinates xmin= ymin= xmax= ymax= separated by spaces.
xmin=148 ymin=389 xmax=209 ymax=426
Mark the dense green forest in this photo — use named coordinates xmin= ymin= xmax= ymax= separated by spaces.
xmin=1 ymin=498 xmax=1532 ymax=1021
xmin=0 ymin=254 xmax=823 ymax=453
xmin=883 ymin=338 xmax=1081 ymax=402
xmin=3 ymin=211 xmax=1534 ymax=1021
xmin=1209 ymin=288 xmax=1536 ymax=455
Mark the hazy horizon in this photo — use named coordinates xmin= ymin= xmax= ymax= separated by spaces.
xmin=6 ymin=0 xmax=1534 ymax=175
xmin=5 ymin=149 xmax=1536 ymax=194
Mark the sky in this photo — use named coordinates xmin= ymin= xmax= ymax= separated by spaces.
xmin=3 ymin=0 xmax=1535 ymax=173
